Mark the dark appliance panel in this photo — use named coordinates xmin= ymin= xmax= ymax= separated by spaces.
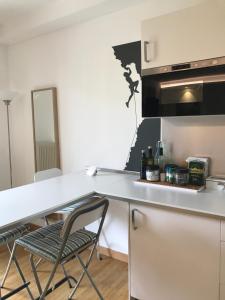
xmin=142 ymin=63 xmax=225 ymax=117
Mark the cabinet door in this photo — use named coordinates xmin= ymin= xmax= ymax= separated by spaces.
xmin=130 ymin=203 xmax=220 ymax=300
xmin=141 ymin=1 xmax=225 ymax=70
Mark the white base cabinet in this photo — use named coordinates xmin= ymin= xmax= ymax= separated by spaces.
xmin=129 ymin=203 xmax=220 ymax=300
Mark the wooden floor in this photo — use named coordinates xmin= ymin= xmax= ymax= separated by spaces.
xmin=0 ymin=246 xmax=128 ymax=299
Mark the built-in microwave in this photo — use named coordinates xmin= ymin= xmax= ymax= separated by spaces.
xmin=142 ymin=57 xmax=225 ymax=117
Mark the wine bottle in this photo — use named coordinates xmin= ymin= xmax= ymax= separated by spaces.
xmin=140 ymin=150 xmax=147 ymax=180
xmin=147 ymin=146 xmax=154 ymax=167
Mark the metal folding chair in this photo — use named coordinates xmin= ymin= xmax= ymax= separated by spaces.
xmin=0 ymin=224 xmax=34 ymax=300
xmin=33 ymin=168 xmax=101 ymax=277
xmin=34 ymin=169 xmax=103 ymax=261
xmin=15 ymin=196 xmax=109 ymax=300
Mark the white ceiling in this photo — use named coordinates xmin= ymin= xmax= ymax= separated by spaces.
xmin=0 ymin=0 xmax=151 ymax=44
xmin=0 ymin=0 xmax=210 ymax=45
xmin=0 ymin=0 xmax=54 ymax=23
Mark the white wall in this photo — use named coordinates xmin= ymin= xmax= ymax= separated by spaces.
xmin=162 ymin=116 xmax=225 ymax=175
xmin=0 ymin=45 xmax=10 ymax=190
xmin=7 ymin=0 xmax=205 ymax=254
xmin=8 ymin=0 xmax=203 ymax=187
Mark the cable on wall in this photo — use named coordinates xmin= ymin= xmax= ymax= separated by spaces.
xmin=125 ymin=92 xmax=139 ymax=165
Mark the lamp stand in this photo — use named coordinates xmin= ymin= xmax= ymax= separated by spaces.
xmin=3 ymin=100 xmax=13 ymax=188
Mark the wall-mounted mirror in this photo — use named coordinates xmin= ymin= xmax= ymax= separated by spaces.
xmin=31 ymin=87 xmax=60 ymax=172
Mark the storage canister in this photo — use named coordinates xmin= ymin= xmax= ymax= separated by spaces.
xmin=165 ymin=164 xmax=177 ymax=183
xmin=175 ymin=168 xmax=189 ymax=186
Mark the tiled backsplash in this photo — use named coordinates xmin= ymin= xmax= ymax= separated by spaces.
xmin=161 ymin=116 xmax=225 ymax=176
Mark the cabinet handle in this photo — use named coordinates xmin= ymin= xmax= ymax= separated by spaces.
xmin=144 ymin=41 xmax=150 ymax=63
xmin=132 ymin=209 xmax=139 ymax=230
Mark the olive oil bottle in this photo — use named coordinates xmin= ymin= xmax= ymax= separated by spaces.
xmin=155 ymin=141 xmax=165 ymax=172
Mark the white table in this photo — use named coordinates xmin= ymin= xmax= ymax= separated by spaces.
xmin=0 ymin=171 xmax=128 ymax=232
xmin=1 ymin=170 xmax=225 ymax=233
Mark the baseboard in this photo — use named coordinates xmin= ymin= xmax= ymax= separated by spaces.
xmin=97 ymin=246 xmax=128 ymax=263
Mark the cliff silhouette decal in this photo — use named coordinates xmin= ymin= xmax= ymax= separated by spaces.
xmin=112 ymin=41 xmax=160 ymax=171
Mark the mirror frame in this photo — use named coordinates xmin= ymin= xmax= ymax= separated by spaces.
xmin=31 ymin=87 xmax=60 ymax=172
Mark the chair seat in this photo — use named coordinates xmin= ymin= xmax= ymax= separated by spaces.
xmin=16 ymin=222 xmax=96 ymax=263
xmin=0 ymin=224 xmax=29 ymax=246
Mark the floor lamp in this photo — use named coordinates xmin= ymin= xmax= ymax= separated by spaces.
xmin=3 ymin=100 xmax=13 ymax=188
xmin=0 ymin=91 xmax=16 ymax=188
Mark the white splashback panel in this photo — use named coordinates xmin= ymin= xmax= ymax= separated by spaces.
xmin=161 ymin=116 xmax=225 ymax=176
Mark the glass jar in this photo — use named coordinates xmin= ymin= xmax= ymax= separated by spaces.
xmin=146 ymin=165 xmax=160 ymax=182
xmin=165 ymin=164 xmax=177 ymax=183
xmin=175 ymin=168 xmax=189 ymax=186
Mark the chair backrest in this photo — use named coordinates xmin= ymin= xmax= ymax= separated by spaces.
xmin=61 ymin=197 xmax=109 ymax=240
xmin=34 ymin=168 xmax=62 ymax=182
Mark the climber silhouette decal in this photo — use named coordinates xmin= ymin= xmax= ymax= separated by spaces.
xmin=113 ymin=41 xmax=141 ymax=108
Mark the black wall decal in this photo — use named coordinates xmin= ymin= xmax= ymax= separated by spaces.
xmin=112 ymin=41 xmax=161 ymax=172
xmin=125 ymin=118 xmax=161 ymax=171
xmin=113 ymin=41 xmax=141 ymax=108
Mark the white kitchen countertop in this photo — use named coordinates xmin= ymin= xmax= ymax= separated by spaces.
xmin=1 ymin=170 xmax=225 ymax=232
xmin=97 ymin=172 xmax=225 ymax=218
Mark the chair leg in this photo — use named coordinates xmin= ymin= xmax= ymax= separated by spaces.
xmin=31 ymin=253 xmax=75 ymax=291
xmin=1 ymin=244 xmax=14 ymax=287
xmin=96 ymin=241 xmax=103 ymax=261
xmin=44 ymin=216 xmax=49 ymax=226
xmin=61 ymin=263 xmax=75 ymax=288
xmin=69 ymin=244 xmax=103 ymax=300
xmin=35 ymin=257 xmax=43 ymax=269
xmin=39 ymin=260 xmax=60 ymax=300
xmin=76 ymin=254 xmax=104 ymax=300
xmin=30 ymin=254 xmax=61 ymax=300
xmin=30 ymin=254 xmax=43 ymax=295
xmin=8 ymin=243 xmax=34 ymax=300
xmin=68 ymin=265 xmax=86 ymax=299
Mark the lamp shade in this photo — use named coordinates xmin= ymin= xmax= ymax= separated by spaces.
xmin=0 ymin=90 xmax=17 ymax=101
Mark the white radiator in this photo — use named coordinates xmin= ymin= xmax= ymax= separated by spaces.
xmin=36 ymin=141 xmax=57 ymax=171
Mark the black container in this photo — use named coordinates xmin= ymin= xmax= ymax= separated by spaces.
xmin=140 ymin=150 xmax=147 ymax=180
xmin=189 ymin=161 xmax=205 ymax=186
